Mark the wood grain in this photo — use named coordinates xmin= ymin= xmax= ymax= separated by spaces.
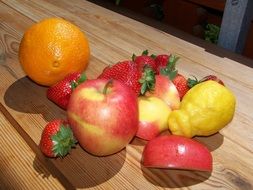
xmin=0 ymin=104 xmax=65 ymax=190
xmin=0 ymin=0 xmax=253 ymax=189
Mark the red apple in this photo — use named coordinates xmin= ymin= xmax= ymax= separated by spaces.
xmin=67 ymin=79 xmax=139 ymax=156
xmin=137 ymin=96 xmax=171 ymax=140
xmin=147 ymin=75 xmax=180 ymax=110
xmin=142 ymin=135 xmax=212 ymax=172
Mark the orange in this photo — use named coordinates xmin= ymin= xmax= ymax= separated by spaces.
xmin=19 ymin=17 xmax=90 ymax=86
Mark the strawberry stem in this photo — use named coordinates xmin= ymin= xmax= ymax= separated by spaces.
xmin=139 ymin=66 xmax=156 ymax=95
xmin=142 ymin=49 xmax=149 ymax=55
xmin=71 ymin=72 xmax=87 ymax=90
xmin=77 ymin=73 xmax=87 ymax=84
xmin=51 ymin=125 xmax=77 ymax=157
xmin=132 ymin=53 xmax=137 ymax=61
xmin=150 ymin=54 xmax=156 ymax=59
xmin=187 ymin=76 xmax=200 ymax=88
xmin=160 ymin=55 xmax=179 ymax=80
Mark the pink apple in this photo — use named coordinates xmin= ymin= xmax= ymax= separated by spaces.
xmin=147 ymin=75 xmax=180 ymax=110
xmin=136 ymin=96 xmax=171 ymax=140
xmin=67 ymin=79 xmax=139 ymax=156
xmin=142 ymin=135 xmax=213 ymax=172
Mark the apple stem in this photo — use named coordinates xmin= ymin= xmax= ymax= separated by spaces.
xmin=103 ymin=79 xmax=113 ymax=94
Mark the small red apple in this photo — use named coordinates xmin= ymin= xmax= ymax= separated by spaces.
xmin=137 ymin=96 xmax=171 ymax=140
xmin=67 ymin=79 xmax=139 ymax=156
xmin=142 ymin=135 xmax=212 ymax=172
xmin=147 ymin=75 xmax=180 ymax=110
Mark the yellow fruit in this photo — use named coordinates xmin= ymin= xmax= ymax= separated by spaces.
xmin=138 ymin=96 xmax=171 ymax=130
xmin=137 ymin=96 xmax=171 ymax=140
xmin=19 ymin=17 xmax=90 ymax=86
xmin=168 ymin=81 xmax=236 ymax=138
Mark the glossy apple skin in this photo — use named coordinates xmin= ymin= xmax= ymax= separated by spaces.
xmin=142 ymin=135 xmax=212 ymax=172
xmin=67 ymin=79 xmax=138 ymax=156
xmin=147 ymin=75 xmax=180 ymax=110
xmin=136 ymin=96 xmax=171 ymax=140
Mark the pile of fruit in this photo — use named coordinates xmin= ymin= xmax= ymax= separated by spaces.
xmin=43 ymin=50 xmax=236 ymax=172
xmin=19 ymin=18 xmax=236 ymax=172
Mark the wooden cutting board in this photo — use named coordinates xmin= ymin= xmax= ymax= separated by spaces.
xmin=0 ymin=0 xmax=253 ymax=189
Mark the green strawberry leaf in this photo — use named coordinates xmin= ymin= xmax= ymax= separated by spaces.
xmin=168 ymin=70 xmax=178 ymax=80
xmin=142 ymin=49 xmax=149 ymax=55
xmin=150 ymin=54 xmax=156 ymax=59
xmin=139 ymin=66 xmax=156 ymax=95
xmin=187 ymin=76 xmax=200 ymax=88
xmin=51 ymin=125 xmax=77 ymax=158
xmin=160 ymin=54 xmax=180 ymax=80
xmin=140 ymin=82 xmax=147 ymax=95
xmin=71 ymin=82 xmax=77 ymax=89
xmin=71 ymin=73 xmax=87 ymax=90
xmin=168 ymin=55 xmax=180 ymax=70
xmin=132 ymin=53 xmax=137 ymax=61
xmin=77 ymin=73 xmax=87 ymax=84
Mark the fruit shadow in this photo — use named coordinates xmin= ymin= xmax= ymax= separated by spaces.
xmin=141 ymin=166 xmax=212 ymax=188
xmin=130 ymin=137 xmax=147 ymax=146
xmin=33 ymin=145 xmax=126 ymax=189
xmin=195 ymin=132 xmax=224 ymax=152
xmin=4 ymin=76 xmax=66 ymax=122
xmin=140 ymin=133 xmax=223 ymax=188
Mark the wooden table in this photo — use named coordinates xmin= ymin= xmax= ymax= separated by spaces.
xmin=1 ymin=0 xmax=253 ymax=189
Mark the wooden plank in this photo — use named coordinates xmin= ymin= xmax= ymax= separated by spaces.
xmin=218 ymin=0 xmax=253 ymax=53
xmin=0 ymin=104 xmax=65 ymax=190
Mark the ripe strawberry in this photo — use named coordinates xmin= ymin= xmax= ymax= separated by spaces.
xmin=134 ymin=55 xmax=156 ymax=71
xmin=132 ymin=50 xmax=156 ymax=72
xmin=47 ymin=72 xmax=87 ymax=110
xmin=98 ymin=61 xmax=140 ymax=95
xmin=39 ymin=119 xmax=77 ymax=158
xmin=98 ymin=60 xmax=155 ymax=96
xmin=201 ymin=75 xmax=224 ymax=85
xmin=188 ymin=75 xmax=225 ymax=88
xmin=172 ymin=74 xmax=190 ymax=99
xmin=154 ymin=54 xmax=170 ymax=73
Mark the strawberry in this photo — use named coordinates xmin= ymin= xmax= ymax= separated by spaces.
xmin=188 ymin=75 xmax=225 ymax=88
xmin=39 ymin=119 xmax=77 ymax=158
xmin=172 ymin=74 xmax=190 ymax=99
xmin=98 ymin=60 xmax=155 ymax=96
xmin=47 ymin=72 xmax=87 ymax=109
xmin=132 ymin=50 xmax=156 ymax=72
xmin=154 ymin=54 xmax=170 ymax=73
xmin=201 ymin=75 xmax=224 ymax=85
